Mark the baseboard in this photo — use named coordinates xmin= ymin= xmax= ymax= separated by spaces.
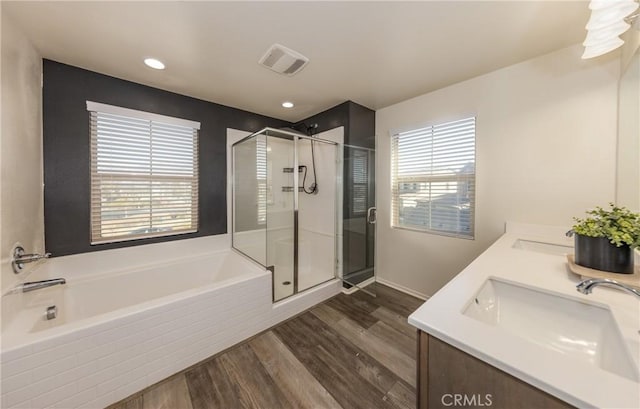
xmin=375 ymin=277 xmax=430 ymax=300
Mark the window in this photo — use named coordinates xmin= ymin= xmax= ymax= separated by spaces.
xmin=88 ymin=101 xmax=200 ymax=244
xmin=391 ymin=117 xmax=476 ymax=238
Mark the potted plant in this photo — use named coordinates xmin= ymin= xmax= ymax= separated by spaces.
xmin=570 ymin=203 xmax=640 ymax=274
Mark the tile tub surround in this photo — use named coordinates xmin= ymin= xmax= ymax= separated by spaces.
xmin=0 ymin=235 xmax=341 ymax=408
xmin=408 ymin=223 xmax=640 ymax=409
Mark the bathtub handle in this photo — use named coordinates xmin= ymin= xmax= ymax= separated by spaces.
xmin=12 ymin=245 xmax=51 ymax=274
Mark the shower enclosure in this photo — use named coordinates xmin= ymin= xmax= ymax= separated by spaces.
xmin=232 ymin=127 xmax=341 ymax=302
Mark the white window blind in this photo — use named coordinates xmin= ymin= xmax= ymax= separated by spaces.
xmin=88 ymin=101 xmax=200 ymax=244
xmin=351 ymin=150 xmax=368 ymax=215
xmin=391 ymin=117 xmax=476 ymax=238
xmin=256 ymin=137 xmax=267 ymax=225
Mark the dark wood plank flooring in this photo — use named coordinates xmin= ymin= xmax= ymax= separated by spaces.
xmin=109 ymin=283 xmax=423 ymax=409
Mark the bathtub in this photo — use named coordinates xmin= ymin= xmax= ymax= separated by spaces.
xmin=0 ymin=235 xmax=341 ymax=409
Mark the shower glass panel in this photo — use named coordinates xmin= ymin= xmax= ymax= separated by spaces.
xmin=267 ymin=136 xmax=296 ymax=301
xmin=232 ymin=133 xmax=267 ymax=266
xmin=232 ymin=128 xmax=340 ymax=302
xmin=297 ymin=138 xmax=339 ymax=294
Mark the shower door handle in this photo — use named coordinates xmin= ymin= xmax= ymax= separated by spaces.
xmin=367 ymin=207 xmax=377 ymax=224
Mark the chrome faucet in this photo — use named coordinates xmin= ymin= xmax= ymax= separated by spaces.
xmin=14 ymin=278 xmax=66 ymax=293
xmin=11 ymin=245 xmax=51 ymax=274
xmin=576 ymin=278 xmax=640 ymax=299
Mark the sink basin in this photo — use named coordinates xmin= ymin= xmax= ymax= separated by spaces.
xmin=512 ymin=239 xmax=573 ymax=256
xmin=463 ymin=278 xmax=638 ymax=381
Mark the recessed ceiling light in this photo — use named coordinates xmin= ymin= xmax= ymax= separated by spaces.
xmin=282 ymin=101 xmax=294 ymax=108
xmin=144 ymin=58 xmax=165 ymax=70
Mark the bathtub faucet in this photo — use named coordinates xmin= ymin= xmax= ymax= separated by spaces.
xmin=15 ymin=278 xmax=66 ymax=293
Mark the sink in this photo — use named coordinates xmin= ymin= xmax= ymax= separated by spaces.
xmin=512 ymin=239 xmax=573 ymax=256
xmin=463 ymin=278 xmax=638 ymax=381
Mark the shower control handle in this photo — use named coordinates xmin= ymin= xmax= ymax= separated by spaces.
xmin=367 ymin=207 xmax=377 ymax=224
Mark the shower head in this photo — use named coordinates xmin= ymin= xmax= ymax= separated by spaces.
xmin=306 ymin=123 xmax=318 ymax=136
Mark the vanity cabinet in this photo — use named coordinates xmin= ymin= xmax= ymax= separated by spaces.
xmin=417 ymin=331 xmax=574 ymax=409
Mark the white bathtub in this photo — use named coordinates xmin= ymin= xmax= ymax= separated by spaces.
xmin=0 ymin=235 xmax=340 ymax=409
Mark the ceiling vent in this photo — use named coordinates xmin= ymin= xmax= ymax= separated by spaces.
xmin=258 ymin=43 xmax=309 ymax=76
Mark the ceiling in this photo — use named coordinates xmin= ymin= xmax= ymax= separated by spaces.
xmin=3 ymin=1 xmax=590 ymax=122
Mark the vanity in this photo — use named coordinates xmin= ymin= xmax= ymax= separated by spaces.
xmin=409 ymin=223 xmax=640 ymax=409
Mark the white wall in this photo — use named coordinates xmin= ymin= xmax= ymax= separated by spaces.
xmin=621 ymin=22 xmax=640 ymax=73
xmin=1 ymin=14 xmax=44 ymax=293
xmin=616 ymin=26 xmax=640 ymax=212
xmin=376 ymin=44 xmax=620 ymax=298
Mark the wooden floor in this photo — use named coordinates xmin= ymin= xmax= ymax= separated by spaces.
xmin=109 ymin=284 xmax=423 ymax=409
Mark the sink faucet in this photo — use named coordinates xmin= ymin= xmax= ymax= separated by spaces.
xmin=576 ymin=278 xmax=640 ymax=299
xmin=13 ymin=278 xmax=66 ymax=293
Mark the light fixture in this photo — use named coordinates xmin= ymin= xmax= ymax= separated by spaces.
xmin=282 ymin=101 xmax=294 ymax=108
xmin=582 ymin=0 xmax=639 ymax=59
xmin=583 ymin=21 xmax=630 ymax=46
xmin=144 ymin=58 xmax=165 ymax=70
xmin=582 ymin=37 xmax=625 ymax=59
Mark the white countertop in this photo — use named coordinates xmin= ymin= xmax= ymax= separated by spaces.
xmin=408 ymin=223 xmax=640 ymax=409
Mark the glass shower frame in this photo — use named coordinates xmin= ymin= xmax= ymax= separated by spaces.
xmin=231 ymin=127 xmax=341 ymax=302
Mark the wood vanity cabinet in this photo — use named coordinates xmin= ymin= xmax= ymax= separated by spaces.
xmin=417 ymin=331 xmax=574 ymax=409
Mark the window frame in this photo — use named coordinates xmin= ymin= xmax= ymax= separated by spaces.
xmin=390 ymin=116 xmax=476 ymax=240
xmin=87 ymin=101 xmax=200 ymax=244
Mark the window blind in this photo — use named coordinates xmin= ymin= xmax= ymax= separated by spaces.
xmin=351 ymin=150 xmax=368 ymax=215
xmin=391 ymin=117 xmax=476 ymax=238
xmin=256 ymin=137 xmax=267 ymax=225
xmin=88 ymin=102 xmax=199 ymax=244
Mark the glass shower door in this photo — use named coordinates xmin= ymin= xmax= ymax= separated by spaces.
xmin=343 ymin=145 xmax=376 ymax=288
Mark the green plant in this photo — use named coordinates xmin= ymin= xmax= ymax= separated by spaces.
xmin=573 ymin=203 xmax=640 ymax=248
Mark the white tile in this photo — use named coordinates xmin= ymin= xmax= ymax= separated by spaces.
xmin=3 ymin=384 xmax=36 ymax=407
xmin=145 ymin=361 xmax=176 ymax=384
xmin=0 ymin=369 xmax=31 ymax=395
xmin=96 ymin=372 xmax=129 ymax=397
xmin=31 ymin=332 xmax=81 ymax=354
xmin=25 ymin=366 xmax=78 ymax=401
xmin=51 ymin=386 xmax=96 ymax=409
xmin=33 ymin=353 xmax=77 ymax=383
xmin=27 ymin=339 xmax=84 ymax=371
xmin=130 ymin=335 xmax=164 ymax=358
xmin=76 ymin=342 xmax=117 ymax=364
xmin=115 ymin=329 xmax=146 ymax=351
xmin=0 ymin=345 xmax=34 ymax=363
xmin=83 ymin=390 xmax=115 ymax=409
xmin=97 ymin=349 xmax=124 ymax=371
xmin=76 ymin=366 xmax=113 ymax=393
xmin=72 ymin=361 xmax=96 ymax=383
xmin=7 ymin=398 xmax=32 ymax=409
xmin=0 ymin=355 xmax=36 ymax=378
xmin=113 ymin=376 xmax=146 ymax=403
xmin=31 ymin=381 xmax=77 ymax=409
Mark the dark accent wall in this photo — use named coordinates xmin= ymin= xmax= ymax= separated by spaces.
xmin=43 ymin=60 xmax=288 ymax=256
xmin=294 ymin=101 xmax=375 ymax=149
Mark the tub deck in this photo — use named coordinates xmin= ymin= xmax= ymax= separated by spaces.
xmin=108 ymin=284 xmax=423 ymax=409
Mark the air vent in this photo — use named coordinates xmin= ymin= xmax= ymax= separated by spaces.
xmin=258 ymin=43 xmax=309 ymax=76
